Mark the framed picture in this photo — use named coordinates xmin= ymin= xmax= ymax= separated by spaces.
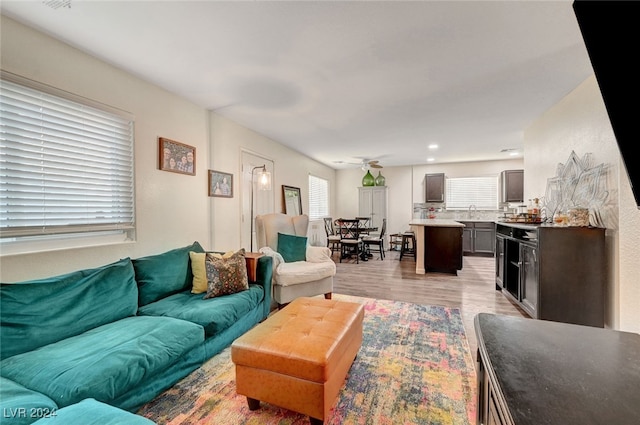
xmin=209 ymin=170 xmax=233 ymax=198
xmin=282 ymin=185 xmax=302 ymax=215
xmin=159 ymin=137 xmax=196 ymax=176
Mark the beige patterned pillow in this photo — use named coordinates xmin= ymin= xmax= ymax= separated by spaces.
xmin=203 ymin=248 xmax=249 ymax=299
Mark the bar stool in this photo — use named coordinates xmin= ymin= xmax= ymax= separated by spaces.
xmin=399 ymin=231 xmax=416 ymax=261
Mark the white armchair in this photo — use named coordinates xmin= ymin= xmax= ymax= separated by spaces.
xmin=255 ymin=213 xmax=335 ymax=309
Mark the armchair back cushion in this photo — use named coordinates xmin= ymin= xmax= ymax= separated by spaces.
xmin=0 ymin=258 xmax=137 ymax=360
xmin=256 ymin=213 xmax=309 ymax=251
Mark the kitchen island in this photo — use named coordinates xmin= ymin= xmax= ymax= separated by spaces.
xmin=409 ymin=219 xmax=465 ymax=274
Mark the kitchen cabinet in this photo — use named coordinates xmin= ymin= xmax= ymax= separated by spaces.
xmin=499 ymin=170 xmax=523 ymax=204
xmin=475 ymin=313 xmax=640 ymax=425
xmin=425 ymin=173 xmax=445 ymax=202
xmin=460 ymin=221 xmax=495 ymax=256
xmin=358 ymin=186 xmax=388 ymax=234
xmin=495 ymin=222 xmax=605 ymax=327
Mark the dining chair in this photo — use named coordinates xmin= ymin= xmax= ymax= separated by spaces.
xmin=323 ymin=217 xmax=341 ymax=255
xmin=355 ymin=216 xmax=371 ymax=236
xmin=337 ymin=218 xmax=364 ymax=263
xmin=362 ymin=218 xmax=386 ymax=260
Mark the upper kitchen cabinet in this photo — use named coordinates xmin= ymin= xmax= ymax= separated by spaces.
xmin=425 ymin=173 xmax=445 ymax=203
xmin=499 ymin=170 xmax=524 ymax=204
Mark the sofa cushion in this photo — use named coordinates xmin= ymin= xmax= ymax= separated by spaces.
xmin=31 ymin=398 xmax=156 ymax=425
xmin=189 ymin=250 xmax=237 ymax=294
xmin=204 ymin=249 xmax=249 ymax=299
xmin=277 ymin=232 xmax=307 ymax=262
xmin=276 ymin=261 xmax=336 ymax=287
xmin=0 ymin=377 xmax=58 ymax=425
xmin=137 ymin=285 xmax=264 ymax=337
xmin=0 ymin=316 xmax=204 ymax=408
xmin=133 ymin=242 xmax=204 ymax=306
xmin=0 ymin=257 xmax=137 ymax=360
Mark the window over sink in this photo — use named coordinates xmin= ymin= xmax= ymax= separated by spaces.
xmin=445 ymin=175 xmax=498 ymax=210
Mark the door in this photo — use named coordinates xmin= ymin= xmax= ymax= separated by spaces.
xmin=495 ymin=235 xmax=505 ymax=289
xmin=241 ymin=152 xmax=274 ymax=252
xmin=520 ymin=244 xmax=539 ymax=318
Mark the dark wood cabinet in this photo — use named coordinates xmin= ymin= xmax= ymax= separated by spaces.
xmin=475 ymin=313 xmax=640 ymax=425
xmin=496 ymin=223 xmax=605 ymax=327
xmin=425 ymin=173 xmax=445 ymax=202
xmin=499 ymin=170 xmax=523 ymax=204
xmin=424 ymin=226 xmax=463 ymax=273
xmin=460 ymin=221 xmax=495 ymax=256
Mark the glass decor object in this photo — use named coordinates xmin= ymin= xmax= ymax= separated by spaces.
xmin=375 ymin=171 xmax=386 ymax=186
xmin=362 ymin=170 xmax=375 ymax=186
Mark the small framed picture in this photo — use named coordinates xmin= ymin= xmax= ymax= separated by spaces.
xmin=159 ymin=137 xmax=196 ymax=176
xmin=209 ymin=170 xmax=233 ymax=198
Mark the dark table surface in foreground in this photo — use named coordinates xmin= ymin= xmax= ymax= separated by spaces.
xmin=475 ymin=313 xmax=640 ymax=425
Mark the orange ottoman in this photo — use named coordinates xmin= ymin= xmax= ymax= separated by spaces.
xmin=231 ymin=297 xmax=364 ymax=425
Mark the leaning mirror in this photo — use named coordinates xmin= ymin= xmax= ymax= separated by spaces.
xmin=282 ymin=185 xmax=302 ymax=215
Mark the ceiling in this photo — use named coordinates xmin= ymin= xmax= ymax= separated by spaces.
xmin=1 ymin=1 xmax=594 ymax=170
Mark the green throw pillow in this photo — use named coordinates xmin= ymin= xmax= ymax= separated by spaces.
xmin=277 ymin=232 xmax=307 ymax=263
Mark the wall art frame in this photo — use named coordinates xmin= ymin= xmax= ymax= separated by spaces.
xmin=158 ymin=137 xmax=196 ymax=176
xmin=209 ymin=170 xmax=233 ymax=198
xmin=282 ymin=185 xmax=302 ymax=215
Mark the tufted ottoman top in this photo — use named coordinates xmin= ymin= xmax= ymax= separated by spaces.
xmin=231 ymin=297 xmax=364 ymax=383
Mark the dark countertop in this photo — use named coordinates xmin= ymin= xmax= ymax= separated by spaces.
xmin=475 ymin=313 xmax=640 ymax=425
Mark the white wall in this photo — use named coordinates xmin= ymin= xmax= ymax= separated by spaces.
xmin=208 ymin=113 xmax=335 ymax=251
xmin=0 ymin=16 xmax=210 ymax=281
xmin=525 ymin=75 xmax=640 ymax=332
xmin=0 ymin=16 xmax=336 ymax=282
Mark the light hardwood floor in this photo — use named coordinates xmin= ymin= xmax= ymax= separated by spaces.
xmin=331 ymin=249 xmax=528 ymax=357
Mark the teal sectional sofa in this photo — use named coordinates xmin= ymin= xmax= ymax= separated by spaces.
xmin=0 ymin=242 xmax=273 ymax=424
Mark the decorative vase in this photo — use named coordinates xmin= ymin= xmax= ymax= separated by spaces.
xmin=375 ymin=171 xmax=386 ymax=186
xmin=362 ymin=170 xmax=375 ymax=186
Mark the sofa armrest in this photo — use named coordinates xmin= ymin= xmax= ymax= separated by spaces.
xmin=306 ymin=246 xmax=333 ymax=263
xmin=254 ymin=256 xmax=273 ymax=319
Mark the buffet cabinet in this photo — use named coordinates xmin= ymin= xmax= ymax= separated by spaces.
xmin=495 ymin=223 xmax=605 ymax=327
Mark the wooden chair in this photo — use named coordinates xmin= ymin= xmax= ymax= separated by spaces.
xmin=362 ymin=218 xmax=386 ymax=260
xmin=323 ymin=217 xmax=341 ymax=255
xmin=337 ymin=219 xmax=364 ymax=263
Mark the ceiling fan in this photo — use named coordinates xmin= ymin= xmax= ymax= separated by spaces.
xmin=334 ymin=158 xmax=384 ymax=170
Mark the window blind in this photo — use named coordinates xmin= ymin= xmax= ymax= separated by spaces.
xmin=0 ymin=74 xmax=135 ymax=239
xmin=308 ymin=175 xmax=329 ymax=220
xmin=445 ymin=176 xmax=498 ymax=210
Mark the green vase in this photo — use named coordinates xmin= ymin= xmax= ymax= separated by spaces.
xmin=362 ymin=170 xmax=375 ymax=186
xmin=375 ymin=171 xmax=386 ymax=186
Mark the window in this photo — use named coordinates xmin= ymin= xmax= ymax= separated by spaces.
xmin=308 ymin=175 xmax=329 ymax=220
xmin=0 ymin=72 xmax=135 ymax=247
xmin=445 ymin=175 xmax=498 ymax=210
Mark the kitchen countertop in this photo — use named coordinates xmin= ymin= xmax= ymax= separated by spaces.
xmin=409 ymin=219 xmax=465 ymax=227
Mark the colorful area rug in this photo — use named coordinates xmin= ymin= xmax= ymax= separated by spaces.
xmin=137 ymin=295 xmax=477 ymax=424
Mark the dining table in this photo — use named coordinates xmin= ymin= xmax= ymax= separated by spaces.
xmin=334 ymin=218 xmax=378 ymax=261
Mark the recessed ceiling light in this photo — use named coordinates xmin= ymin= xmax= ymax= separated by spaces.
xmin=509 ymin=151 xmax=520 ymax=156
xmin=428 ymin=144 xmax=438 ymax=150
xmin=427 ymin=157 xmax=435 ymax=162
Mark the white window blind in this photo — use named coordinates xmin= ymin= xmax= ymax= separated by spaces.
xmin=308 ymin=175 xmax=329 ymax=220
xmin=0 ymin=74 xmax=135 ymax=239
xmin=446 ymin=176 xmax=498 ymax=210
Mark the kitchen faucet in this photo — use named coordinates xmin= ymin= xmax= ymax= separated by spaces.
xmin=468 ymin=204 xmax=476 ymax=218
